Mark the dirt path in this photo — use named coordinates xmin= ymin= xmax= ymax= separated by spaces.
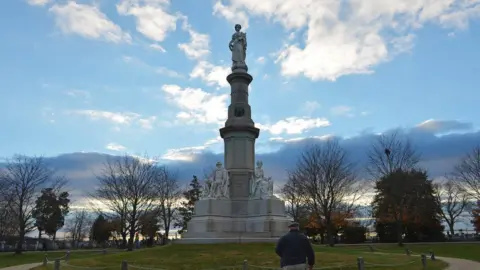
xmin=0 ymin=263 xmax=41 ymax=270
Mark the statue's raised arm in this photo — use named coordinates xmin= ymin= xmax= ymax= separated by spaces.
xmin=229 ymin=24 xmax=248 ymax=72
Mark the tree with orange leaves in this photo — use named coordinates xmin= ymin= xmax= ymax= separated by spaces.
xmin=472 ymin=201 xmax=480 ymax=233
xmin=304 ymin=211 xmax=356 ymax=243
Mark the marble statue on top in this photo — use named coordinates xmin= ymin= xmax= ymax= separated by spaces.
xmin=250 ymin=160 xmax=274 ymax=199
xmin=229 ymin=24 xmax=248 ymax=71
xmin=201 ymin=161 xmax=230 ymax=199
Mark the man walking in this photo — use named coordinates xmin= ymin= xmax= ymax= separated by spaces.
xmin=275 ymin=222 xmax=315 ymax=270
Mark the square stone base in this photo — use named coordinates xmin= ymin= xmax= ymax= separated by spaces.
xmin=178 ymin=197 xmax=292 ymax=244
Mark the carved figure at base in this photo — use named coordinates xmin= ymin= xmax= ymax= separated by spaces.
xmin=200 ymin=161 xmax=230 ymax=199
xmin=250 ymin=160 xmax=274 ymax=199
xmin=229 ymin=24 xmax=248 ymax=71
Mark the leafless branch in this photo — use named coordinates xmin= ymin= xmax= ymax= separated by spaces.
xmin=156 ymin=166 xmax=181 ymax=239
xmin=433 ymin=178 xmax=470 ymax=236
xmin=452 ymin=145 xmax=480 ymax=201
xmin=366 ymin=130 xmax=420 ymax=180
xmin=281 ymin=173 xmax=308 ymax=223
xmin=65 ymin=209 xmax=92 ymax=245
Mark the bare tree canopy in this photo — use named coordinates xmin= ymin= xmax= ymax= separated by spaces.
xmin=289 ymin=139 xmax=362 ymax=246
xmin=0 ymin=198 xmax=16 ymax=240
xmin=156 ymin=167 xmax=180 ymax=240
xmin=366 ymin=130 xmax=420 ymax=179
xmin=453 ymin=145 xmax=480 ymax=201
xmin=91 ymin=155 xmax=160 ymax=251
xmin=433 ymin=179 xmax=470 ymax=236
xmin=65 ymin=209 xmax=92 ymax=246
xmin=0 ymin=155 xmax=57 ymax=253
xmin=280 ymin=173 xmax=307 ymax=225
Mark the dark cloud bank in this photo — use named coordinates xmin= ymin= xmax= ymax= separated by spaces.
xmin=3 ymin=121 xmax=479 ymax=203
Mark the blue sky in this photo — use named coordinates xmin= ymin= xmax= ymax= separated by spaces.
xmin=1 ymin=0 xmax=479 ymax=164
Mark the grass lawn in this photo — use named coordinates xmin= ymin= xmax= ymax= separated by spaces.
xmin=331 ymin=243 xmax=480 ymax=262
xmin=29 ymin=243 xmax=447 ymax=270
xmin=0 ymin=250 xmax=109 ymax=268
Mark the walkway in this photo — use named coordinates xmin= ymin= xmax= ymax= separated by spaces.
xmin=439 ymin=257 xmax=480 ymax=270
xmin=0 ymin=263 xmax=40 ymax=270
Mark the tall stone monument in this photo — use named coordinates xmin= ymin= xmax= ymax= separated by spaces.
xmin=180 ymin=24 xmax=291 ymax=244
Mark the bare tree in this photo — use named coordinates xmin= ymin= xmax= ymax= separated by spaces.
xmin=366 ymin=130 xmax=420 ymax=179
xmin=0 ymin=175 xmax=16 ymax=239
xmin=156 ymin=167 xmax=180 ymax=240
xmin=65 ymin=209 xmax=92 ymax=247
xmin=0 ymin=197 xmax=16 ymax=240
xmin=91 ymin=155 xmax=159 ymax=251
xmin=433 ymin=179 xmax=470 ymax=237
xmin=453 ymin=146 xmax=480 ymax=201
xmin=290 ymin=140 xmax=362 ymax=246
xmin=0 ymin=155 xmax=57 ymax=254
xmin=281 ymin=174 xmax=307 ymax=224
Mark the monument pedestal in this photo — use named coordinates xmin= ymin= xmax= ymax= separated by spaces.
xmin=178 ymin=197 xmax=292 ymax=244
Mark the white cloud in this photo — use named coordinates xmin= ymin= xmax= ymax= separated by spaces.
xmin=27 ymin=0 xmax=50 ymax=6
xmin=269 ymin=134 xmax=334 ymax=143
xmin=257 ymin=117 xmax=330 ymax=135
xmin=156 ymin=67 xmax=183 ymax=78
xmin=162 ymin=84 xmax=228 ymax=126
xmin=175 ymin=17 xmax=228 ymax=89
xmin=190 ymin=61 xmax=230 ymax=89
xmin=71 ymin=110 xmax=140 ymax=124
xmin=162 ymin=136 xmax=222 ymax=161
xmin=149 ymin=44 xmax=166 ymax=52
xmin=65 ymin=89 xmax=90 ymax=100
xmin=122 ymin=55 xmax=182 ymax=78
xmin=214 ymin=0 xmax=480 ymax=81
xmin=138 ymin=116 xmax=157 ymax=129
xmin=106 ymin=143 xmax=126 ymax=152
xmin=49 ymin=2 xmax=131 ymax=43
xmin=212 ymin=1 xmax=250 ymax=30
xmin=415 ymin=119 xmax=472 ymax=133
xmin=178 ymin=19 xmax=211 ymax=60
xmin=117 ymin=0 xmax=178 ymax=42
xmin=70 ymin=110 xmax=156 ymax=129
xmin=330 ymin=105 xmax=355 ymax=117
xmin=256 ymin=56 xmax=266 ymax=64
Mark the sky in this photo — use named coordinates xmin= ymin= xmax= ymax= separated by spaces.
xmin=1 ymin=0 xmax=480 ymax=213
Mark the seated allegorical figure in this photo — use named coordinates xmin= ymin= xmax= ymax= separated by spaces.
xmin=250 ymin=160 xmax=274 ymax=199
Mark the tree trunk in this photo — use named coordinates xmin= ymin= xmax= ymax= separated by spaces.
xmin=396 ymin=219 xmax=403 ymax=246
xmin=448 ymin=222 xmax=455 ymax=238
xmin=16 ymin=228 xmax=25 ymax=254
xmin=164 ymin=227 xmax=170 ymax=245
xmin=326 ymin=218 xmax=334 ymax=247
xmin=37 ymin=230 xmax=42 ymax=251
xmin=121 ymin=234 xmax=127 ymax=249
xmin=127 ymin=228 xmax=135 ymax=251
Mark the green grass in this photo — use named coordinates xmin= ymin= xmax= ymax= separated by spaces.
xmin=343 ymin=243 xmax=480 ymax=262
xmin=30 ymin=243 xmax=447 ymax=270
xmin=0 ymin=250 xmax=107 ymax=268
